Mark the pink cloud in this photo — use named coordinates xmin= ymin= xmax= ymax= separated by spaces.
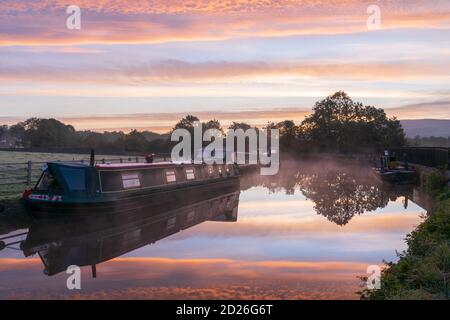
xmin=0 ymin=257 xmax=367 ymax=299
xmin=0 ymin=1 xmax=449 ymax=45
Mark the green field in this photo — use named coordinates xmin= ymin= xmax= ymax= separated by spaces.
xmin=0 ymin=150 xmax=138 ymax=164
xmin=0 ymin=151 xmax=142 ymax=200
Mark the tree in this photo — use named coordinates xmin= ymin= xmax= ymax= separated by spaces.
xmin=124 ymin=130 xmax=147 ymax=152
xmin=147 ymin=138 xmax=171 ymax=153
xmin=203 ymin=119 xmax=223 ymax=133
xmin=275 ymin=120 xmax=299 ymax=151
xmin=301 ymin=91 xmax=406 ymax=152
xmin=9 ymin=118 xmax=77 ymax=147
xmin=170 ymin=115 xmax=225 ymax=154
xmin=0 ymin=125 xmax=7 ymax=137
xmin=227 ymin=122 xmax=257 ymax=154
xmin=228 ymin=122 xmax=253 ymax=131
xmin=0 ymin=125 xmax=11 ymax=146
xmin=171 ymin=115 xmax=200 ymax=134
xmin=78 ymin=131 xmax=109 ymax=149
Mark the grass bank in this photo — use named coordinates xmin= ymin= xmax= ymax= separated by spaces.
xmin=361 ymin=169 xmax=450 ymax=300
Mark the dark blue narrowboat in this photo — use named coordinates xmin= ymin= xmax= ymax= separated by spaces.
xmin=21 ymin=161 xmax=240 ymax=216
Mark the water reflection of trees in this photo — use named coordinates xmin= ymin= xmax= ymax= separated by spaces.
xmin=240 ymin=160 xmax=413 ymax=226
xmin=299 ymin=170 xmax=391 ymax=225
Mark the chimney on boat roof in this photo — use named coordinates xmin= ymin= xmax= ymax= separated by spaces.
xmin=90 ymin=149 xmax=95 ymax=166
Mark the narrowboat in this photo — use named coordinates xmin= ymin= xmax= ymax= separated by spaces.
xmin=21 ymin=160 xmax=240 ymax=216
xmin=20 ymin=187 xmax=240 ymax=276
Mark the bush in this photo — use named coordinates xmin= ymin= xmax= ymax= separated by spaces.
xmin=360 ymin=197 xmax=450 ymax=300
xmin=426 ymin=169 xmax=448 ymax=195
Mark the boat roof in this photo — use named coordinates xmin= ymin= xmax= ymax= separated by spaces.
xmin=48 ymin=161 xmax=89 ymax=168
xmin=95 ymin=161 xmax=196 ymax=169
xmin=48 ymin=160 xmax=221 ymax=170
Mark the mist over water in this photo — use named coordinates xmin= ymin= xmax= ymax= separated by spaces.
xmin=0 ymin=159 xmax=426 ymax=299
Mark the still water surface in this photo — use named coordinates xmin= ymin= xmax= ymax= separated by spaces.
xmin=0 ymin=161 xmax=426 ymax=299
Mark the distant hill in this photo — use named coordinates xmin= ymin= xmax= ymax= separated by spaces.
xmin=400 ymin=119 xmax=450 ymax=138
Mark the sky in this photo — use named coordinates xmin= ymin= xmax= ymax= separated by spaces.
xmin=0 ymin=0 xmax=449 ymax=132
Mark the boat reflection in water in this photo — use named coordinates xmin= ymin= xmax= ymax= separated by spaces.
xmin=20 ymin=180 xmax=240 ymax=277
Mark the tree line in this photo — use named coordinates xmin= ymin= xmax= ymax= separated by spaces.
xmin=408 ymin=136 xmax=450 ymax=148
xmin=0 ymin=92 xmax=406 ymax=154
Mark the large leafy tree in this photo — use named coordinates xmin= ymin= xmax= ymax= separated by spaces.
xmin=0 ymin=125 xmax=8 ymax=137
xmin=9 ymin=118 xmax=77 ymax=147
xmin=301 ymin=91 xmax=406 ymax=152
xmin=124 ymin=130 xmax=147 ymax=152
xmin=228 ymin=122 xmax=253 ymax=131
xmin=275 ymin=120 xmax=300 ymax=150
xmin=171 ymin=114 xmax=200 ymax=134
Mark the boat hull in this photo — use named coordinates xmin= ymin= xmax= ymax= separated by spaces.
xmin=23 ymin=177 xmax=240 ymax=217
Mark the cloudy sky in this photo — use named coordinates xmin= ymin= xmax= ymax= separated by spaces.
xmin=0 ymin=0 xmax=449 ymax=132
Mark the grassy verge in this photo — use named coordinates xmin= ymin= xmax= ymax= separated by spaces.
xmin=360 ymin=170 xmax=450 ymax=300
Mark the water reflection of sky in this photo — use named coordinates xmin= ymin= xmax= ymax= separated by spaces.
xmin=124 ymin=186 xmax=424 ymax=264
xmin=0 ymin=182 xmax=426 ymax=300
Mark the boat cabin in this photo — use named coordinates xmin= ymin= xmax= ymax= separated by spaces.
xmin=23 ymin=161 xmax=240 ymax=213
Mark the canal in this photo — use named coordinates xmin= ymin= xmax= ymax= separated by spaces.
xmin=0 ymin=160 xmax=428 ymax=299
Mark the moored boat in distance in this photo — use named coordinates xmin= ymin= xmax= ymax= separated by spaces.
xmin=372 ymin=167 xmax=417 ymax=185
xmin=21 ymin=160 xmax=240 ymax=216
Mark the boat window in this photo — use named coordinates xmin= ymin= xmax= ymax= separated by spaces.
xmin=36 ymin=170 xmax=58 ymax=192
xmin=185 ymin=168 xmax=195 ymax=180
xmin=59 ymin=167 xmax=86 ymax=191
xmin=165 ymin=170 xmax=177 ymax=183
xmin=122 ymin=173 xmax=141 ymax=189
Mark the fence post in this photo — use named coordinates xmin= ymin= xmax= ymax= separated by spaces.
xmin=27 ymin=161 xmax=32 ymax=186
xmin=136 ymin=156 xmax=138 ymax=163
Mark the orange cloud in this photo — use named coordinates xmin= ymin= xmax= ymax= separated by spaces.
xmin=2 ymin=61 xmax=449 ymax=85
xmin=191 ymin=212 xmax=423 ymax=237
xmin=55 ymin=108 xmax=311 ymax=132
xmin=63 ymin=101 xmax=450 ymax=132
xmin=387 ymin=101 xmax=450 ymax=119
xmin=1 ymin=1 xmax=449 ymax=46
xmin=3 ymin=100 xmax=448 ymax=133
xmin=0 ymin=257 xmax=368 ymax=299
